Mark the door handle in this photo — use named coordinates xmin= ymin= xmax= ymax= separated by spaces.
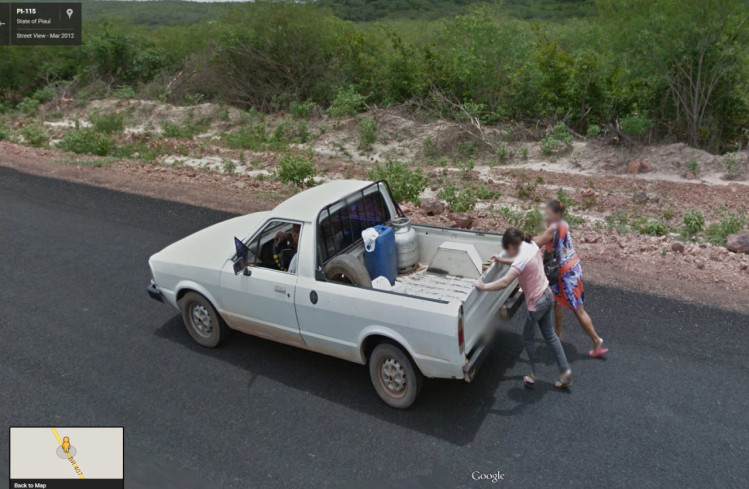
xmin=274 ymin=285 xmax=287 ymax=294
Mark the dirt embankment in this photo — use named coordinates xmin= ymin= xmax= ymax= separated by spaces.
xmin=2 ymin=100 xmax=748 ymax=311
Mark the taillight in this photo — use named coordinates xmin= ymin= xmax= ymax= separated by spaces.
xmin=458 ymin=306 xmax=465 ymax=354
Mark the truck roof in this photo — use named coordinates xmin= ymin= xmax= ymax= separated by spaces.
xmin=271 ymin=179 xmax=373 ymax=222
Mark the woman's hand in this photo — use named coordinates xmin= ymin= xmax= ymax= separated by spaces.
xmin=491 ymin=254 xmax=512 ymax=265
xmin=474 ymin=279 xmax=487 ymax=291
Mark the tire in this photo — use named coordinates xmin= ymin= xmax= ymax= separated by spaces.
xmin=368 ymin=342 xmax=423 ymax=409
xmin=179 ymin=291 xmax=229 ymax=348
xmin=324 ymin=254 xmax=372 ymax=288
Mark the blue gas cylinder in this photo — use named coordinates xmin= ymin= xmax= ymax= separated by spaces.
xmin=364 ymin=225 xmax=397 ymax=285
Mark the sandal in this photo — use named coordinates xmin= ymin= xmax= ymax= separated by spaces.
xmin=589 ymin=347 xmax=609 ymax=358
xmin=589 ymin=340 xmax=609 ymax=358
xmin=554 ymin=370 xmax=572 ymax=389
xmin=523 ymin=373 xmax=535 ymax=388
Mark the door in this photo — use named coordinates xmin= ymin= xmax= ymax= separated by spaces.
xmin=218 ymin=220 xmax=304 ymax=346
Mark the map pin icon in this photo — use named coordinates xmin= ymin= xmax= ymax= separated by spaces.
xmin=66 ymin=8 xmax=73 ymax=19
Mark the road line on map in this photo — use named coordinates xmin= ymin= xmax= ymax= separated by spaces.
xmin=51 ymin=427 xmax=85 ymax=479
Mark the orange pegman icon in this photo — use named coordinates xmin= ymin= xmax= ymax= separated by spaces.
xmin=62 ymin=437 xmax=71 ymax=454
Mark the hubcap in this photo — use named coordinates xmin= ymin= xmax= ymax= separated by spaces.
xmin=190 ymin=304 xmax=212 ymax=337
xmin=380 ymin=357 xmax=407 ymax=396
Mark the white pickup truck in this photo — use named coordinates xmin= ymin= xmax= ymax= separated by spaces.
xmin=147 ymin=180 xmax=523 ymax=408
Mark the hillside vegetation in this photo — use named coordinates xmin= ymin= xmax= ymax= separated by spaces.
xmin=1 ymin=0 xmax=747 ymax=152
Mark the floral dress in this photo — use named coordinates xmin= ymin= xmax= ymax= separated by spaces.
xmin=547 ymin=220 xmax=585 ymax=311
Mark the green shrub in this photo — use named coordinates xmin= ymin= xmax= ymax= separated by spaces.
xmin=474 ymin=183 xmax=500 ymax=200
xmin=723 ymin=153 xmax=742 ymax=179
xmin=0 ymin=126 xmax=7 ymax=141
xmin=358 ymin=117 xmax=377 ymax=151
xmin=516 ymin=172 xmax=540 ymax=201
xmin=327 ymin=85 xmax=366 ymax=117
xmin=633 ymin=217 xmax=669 ymax=236
xmin=18 ymin=97 xmax=40 ymax=116
xmin=586 ymin=124 xmax=603 ymax=138
xmin=620 ymin=114 xmax=652 ymax=136
xmin=276 ymin=152 xmax=316 ymax=187
xmin=162 ymin=120 xmax=207 ymax=139
xmin=423 ymin=137 xmax=439 ymax=158
xmin=272 ymin=118 xmax=309 ymax=144
xmin=686 ymin=159 xmax=701 ymax=176
xmin=224 ymin=124 xmax=280 ymax=151
xmin=295 ymin=120 xmax=310 ymax=143
xmin=89 ymin=110 xmax=125 ymax=134
xmin=32 ymin=87 xmax=55 ymax=103
xmin=456 ymin=141 xmax=477 ymax=159
xmin=60 ymin=129 xmax=113 ymax=156
xmin=457 ymin=159 xmax=475 ymax=177
xmin=520 ymin=147 xmax=529 ymax=159
xmin=367 ymin=160 xmax=427 ymax=205
xmin=706 ymin=208 xmax=746 ymax=245
xmin=682 ymin=210 xmax=705 ymax=237
xmin=555 ymin=187 xmax=574 ymax=211
xmin=605 ymin=211 xmax=630 ymax=234
xmin=539 ymin=123 xmax=573 ymax=155
xmin=20 ymin=125 xmax=47 ymax=147
xmin=113 ymin=86 xmax=137 ymax=99
xmin=222 ymin=159 xmax=237 ymax=175
xmin=440 ymin=181 xmax=477 ymax=213
xmin=496 ymin=142 xmax=514 ymax=160
xmin=290 ymin=100 xmax=316 ymax=119
xmin=523 ymin=208 xmax=545 ymax=234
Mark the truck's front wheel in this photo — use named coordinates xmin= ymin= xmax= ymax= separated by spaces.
xmin=369 ymin=343 xmax=423 ymax=409
xmin=179 ymin=291 xmax=229 ymax=348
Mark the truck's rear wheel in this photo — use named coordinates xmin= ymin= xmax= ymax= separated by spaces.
xmin=179 ymin=291 xmax=229 ymax=348
xmin=369 ymin=343 xmax=423 ymax=409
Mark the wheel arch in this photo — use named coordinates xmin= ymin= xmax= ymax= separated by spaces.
xmin=175 ymin=281 xmax=222 ymax=312
xmin=359 ymin=328 xmax=422 ymax=374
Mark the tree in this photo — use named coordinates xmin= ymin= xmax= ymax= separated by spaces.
xmin=597 ymin=0 xmax=748 ymax=149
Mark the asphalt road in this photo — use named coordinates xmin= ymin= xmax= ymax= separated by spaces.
xmin=1 ymin=167 xmax=748 ymax=489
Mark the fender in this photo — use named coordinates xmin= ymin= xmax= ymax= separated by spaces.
xmin=174 ymin=280 xmax=222 ymax=311
xmin=358 ymin=325 xmax=456 ymax=378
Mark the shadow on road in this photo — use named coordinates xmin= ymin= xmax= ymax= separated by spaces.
xmin=155 ymin=312 xmax=592 ymax=445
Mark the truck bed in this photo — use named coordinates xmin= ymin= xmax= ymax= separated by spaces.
xmin=392 ymin=267 xmax=477 ymax=303
xmin=348 ymin=223 xmax=508 ymax=304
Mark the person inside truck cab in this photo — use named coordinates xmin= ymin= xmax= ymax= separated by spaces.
xmin=273 ymin=224 xmax=301 ymax=273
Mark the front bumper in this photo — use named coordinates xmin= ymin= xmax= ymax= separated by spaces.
xmin=147 ymin=282 xmax=165 ymax=303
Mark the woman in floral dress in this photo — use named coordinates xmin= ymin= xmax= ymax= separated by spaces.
xmin=535 ymin=200 xmax=608 ymax=358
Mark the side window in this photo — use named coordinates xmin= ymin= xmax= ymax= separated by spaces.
xmin=247 ymin=220 xmax=302 ymax=274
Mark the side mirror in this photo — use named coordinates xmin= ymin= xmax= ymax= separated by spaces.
xmin=233 ymin=257 xmax=251 ymax=276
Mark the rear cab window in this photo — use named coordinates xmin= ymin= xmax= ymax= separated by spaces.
xmin=317 ymin=182 xmax=393 ymax=265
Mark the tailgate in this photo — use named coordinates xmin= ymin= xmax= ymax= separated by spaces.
xmin=461 ymin=261 xmax=523 ymax=355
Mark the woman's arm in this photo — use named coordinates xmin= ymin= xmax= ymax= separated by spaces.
xmin=490 ymin=254 xmax=514 ymax=265
xmin=534 ymin=226 xmax=555 ymax=247
xmin=475 ymin=268 xmax=519 ymax=291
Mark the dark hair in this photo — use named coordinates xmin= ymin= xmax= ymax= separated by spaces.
xmin=548 ymin=199 xmax=566 ymax=216
xmin=502 ymin=227 xmax=533 ymax=249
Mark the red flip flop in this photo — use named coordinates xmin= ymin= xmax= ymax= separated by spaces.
xmin=589 ymin=348 xmax=609 ymax=358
